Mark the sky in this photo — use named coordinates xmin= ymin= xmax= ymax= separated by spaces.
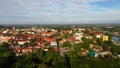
xmin=0 ymin=0 xmax=120 ymax=24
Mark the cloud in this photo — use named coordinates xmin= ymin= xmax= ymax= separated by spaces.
xmin=0 ymin=0 xmax=120 ymax=24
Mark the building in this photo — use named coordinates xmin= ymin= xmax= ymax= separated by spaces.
xmin=112 ymin=36 xmax=120 ymax=45
xmin=103 ymin=36 xmax=109 ymax=41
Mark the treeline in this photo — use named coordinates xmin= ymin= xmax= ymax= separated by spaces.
xmin=1 ymin=44 xmax=120 ymax=68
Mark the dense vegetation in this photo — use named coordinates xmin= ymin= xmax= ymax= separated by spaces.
xmin=1 ymin=41 xmax=120 ymax=68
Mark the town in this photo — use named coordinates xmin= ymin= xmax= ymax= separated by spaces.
xmin=0 ymin=0 xmax=120 ymax=67
xmin=0 ymin=24 xmax=120 ymax=68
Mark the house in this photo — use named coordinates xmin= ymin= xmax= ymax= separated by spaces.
xmin=22 ymin=48 xmax=29 ymax=53
xmin=103 ymin=35 xmax=109 ymax=41
xmin=0 ymin=36 xmax=11 ymax=42
xmin=81 ymin=51 xmax=87 ymax=56
xmin=78 ymin=28 xmax=85 ymax=31
xmin=15 ymin=48 xmax=21 ymax=52
xmin=89 ymin=44 xmax=94 ymax=48
xmin=59 ymin=39 xmax=66 ymax=45
xmin=92 ymin=46 xmax=103 ymax=52
xmin=44 ymin=48 xmax=48 ymax=51
xmin=44 ymin=37 xmax=51 ymax=42
xmin=74 ymin=32 xmax=83 ymax=37
xmin=2 ymin=30 xmax=9 ymax=34
xmin=35 ymin=45 xmax=41 ymax=49
xmin=50 ymin=38 xmax=57 ymax=47
xmin=62 ymin=47 xmax=70 ymax=53
xmin=41 ymin=32 xmax=47 ymax=36
xmin=67 ymin=36 xmax=73 ymax=42
xmin=53 ymin=47 xmax=58 ymax=52
xmin=83 ymin=34 xmax=92 ymax=39
xmin=44 ymin=38 xmax=57 ymax=46
xmin=117 ymin=54 xmax=120 ymax=58
xmin=18 ymin=40 xmax=29 ymax=45
xmin=94 ymin=32 xmax=102 ymax=38
xmin=74 ymin=39 xmax=80 ymax=43
xmin=88 ymin=51 xmax=98 ymax=58
xmin=51 ymin=42 xmax=57 ymax=46
xmin=13 ymin=50 xmax=17 ymax=54
xmin=99 ymin=51 xmax=112 ymax=57
xmin=74 ymin=32 xmax=83 ymax=42
xmin=112 ymin=36 xmax=120 ymax=45
xmin=81 ymin=48 xmax=89 ymax=56
xmin=28 ymin=48 xmax=33 ymax=52
xmin=113 ymin=32 xmax=119 ymax=36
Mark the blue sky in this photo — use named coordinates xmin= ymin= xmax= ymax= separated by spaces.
xmin=0 ymin=0 xmax=120 ymax=24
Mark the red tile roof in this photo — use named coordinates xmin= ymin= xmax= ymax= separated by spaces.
xmin=54 ymin=48 xmax=58 ymax=52
xmin=67 ymin=36 xmax=73 ymax=42
xmin=83 ymin=34 xmax=90 ymax=36
xmin=50 ymin=38 xmax=56 ymax=42
xmin=94 ymin=32 xmax=102 ymax=35
xmin=44 ymin=37 xmax=56 ymax=42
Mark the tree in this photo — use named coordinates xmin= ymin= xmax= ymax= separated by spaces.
xmin=111 ymin=46 xmax=120 ymax=55
xmin=23 ymin=42 xmax=29 ymax=47
xmin=62 ymin=41 xmax=71 ymax=48
xmin=0 ymin=43 xmax=15 ymax=68
xmin=35 ymin=49 xmax=43 ymax=60
xmin=96 ymin=38 xmax=103 ymax=45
